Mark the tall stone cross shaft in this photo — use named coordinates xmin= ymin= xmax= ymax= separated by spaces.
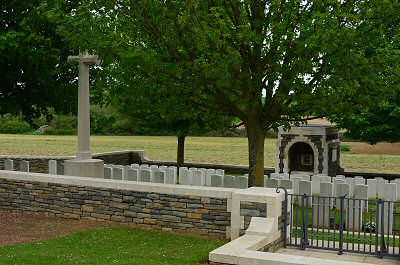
xmin=67 ymin=51 xmax=99 ymax=160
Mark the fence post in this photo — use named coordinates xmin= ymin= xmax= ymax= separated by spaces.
xmin=338 ymin=194 xmax=346 ymax=255
xmin=379 ymin=200 xmax=386 ymax=259
xmin=276 ymin=187 xmax=288 ymax=248
xmin=300 ymin=193 xmax=308 ymax=250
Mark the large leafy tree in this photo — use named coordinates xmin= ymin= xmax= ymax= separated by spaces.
xmin=0 ymin=0 xmax=78 ymax=122
xmin=51 ymin=0 xmax=399 ymax=186
xmin=97 ymin=64 xmax=232 ymax=166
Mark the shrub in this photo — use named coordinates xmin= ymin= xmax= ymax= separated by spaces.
xmin=0 ymin=115 xmax=31 ymax=134
xmin=340 ymin=144 xmax=351 ymax=152
xmin=41 ymin=114 xmax=77 ymax=135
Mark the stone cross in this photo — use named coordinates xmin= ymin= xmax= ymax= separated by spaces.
xmin=67 ymin=50 xmax=100 ymax=160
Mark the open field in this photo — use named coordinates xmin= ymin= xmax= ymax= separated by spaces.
xmin=0 ymin=134 xmax=399 ymax=174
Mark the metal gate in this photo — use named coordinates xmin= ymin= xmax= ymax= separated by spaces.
xmin=277 ymin=187 xmax=399 ymax=259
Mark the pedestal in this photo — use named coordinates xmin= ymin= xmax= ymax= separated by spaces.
xmin=64 ymin=159 xmax=104 ymax=178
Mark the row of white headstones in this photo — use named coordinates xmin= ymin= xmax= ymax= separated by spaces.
xmin=102 ymin=164 xmax=249 ymax=189
xmin=265 ymin=173 xmax=398 ymax=202
xmin=266 ymin=173 xmax=398 ymax=233
xmin=5 ymin=159 xmax=249 ymax=189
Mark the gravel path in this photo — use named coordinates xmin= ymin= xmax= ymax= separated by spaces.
xmin=0 ymin=211 xmax=109 ymax=247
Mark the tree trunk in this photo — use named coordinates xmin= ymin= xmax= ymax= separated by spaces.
xmin=177 ymin=135 xmax=185 ymax=167
xmin=246 ymin=119 xmax=266 ymax=187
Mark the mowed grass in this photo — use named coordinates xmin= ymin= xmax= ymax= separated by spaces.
xmin=0 ymin=134 xmax=399 ymax=174
xmin=0 ymin=226 xmax=224 ymax=265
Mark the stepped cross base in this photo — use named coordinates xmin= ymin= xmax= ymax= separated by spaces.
xmin=64 ymin=158 xmax=104 ymax=178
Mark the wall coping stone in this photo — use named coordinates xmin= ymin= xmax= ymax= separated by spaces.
xmin=0 ymin=170 xmax=235 ymax=199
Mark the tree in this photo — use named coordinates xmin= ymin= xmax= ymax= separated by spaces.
xmin=51 ymin=0 xmax=399 ymax=186
xmin=96 ymin=64 xmax=232 ymax=166
xmin=0 ymin=0 xmax=78 ymax=123
xmin=333 ymin=97 xmax=400 ymax=144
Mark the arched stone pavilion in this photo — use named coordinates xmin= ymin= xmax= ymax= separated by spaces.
xmin=275 ymin=125 xmax=344 ymax=176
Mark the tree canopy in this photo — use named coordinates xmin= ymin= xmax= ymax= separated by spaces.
xmin=0 ymin=0 xmax=79 ymax=122
xmin=48 ymin=0 xmax=400 ymax=186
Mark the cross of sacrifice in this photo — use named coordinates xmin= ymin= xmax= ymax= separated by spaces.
xmin=67 ymin=50 xmax=100 ymax=160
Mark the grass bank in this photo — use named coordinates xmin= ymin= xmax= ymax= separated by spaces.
xmin=0 ymin=226 xmax=223 ymax=265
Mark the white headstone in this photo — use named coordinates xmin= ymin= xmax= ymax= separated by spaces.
xmin=223 ymin=175 xmax=236 ymax=188
xmin=366 ymin=179 xmax=377 ymax=199
xmin=321 ymin=176 xmax=332 ymax=183
xmin=336 ymin=183 xmax=350 ymax=209
xmin=20 ymin=160 xmax=29 ymax=172
xmin=311 ymin=175 xmax=322 ymax=195
xmin=265 ymin=178 xmax=279 ymax=188
xmin=280 ymin=179 xmax=293 ymax=190
xmin=112 ymin=166 xmax=123 ymax=180
xmin=165 ymin=168 xmax=177 ymax=184
xmin=104 ymin=166 xmax=112 ymax=179
xmin=126 ymin=168 xmax=138 ymax=181
xmin=179 ymin=169 xmax=191 ymax=185
xmin=382 ymin=183 xmax=397 ymax=234
xmin=333 ymin=178 xmax=345 ymax=197
xmin=191 ymin=170 xmax=205 ymax=186
xmin=153 ymin=171 xmax=165 ymax=183
xmin=354 ymin=176 xmax=365 ymax=186
xmin=4 ymin=159 xmax=13 ymax=171
xmin=205 ymin=169 xmax=216 ymax=186
xmin=377 ymin=178 xmax=389 ymax=199
xmin=48 ymin=160 xmax=57 ymax=175
xmin=314 ymin=182 xmax=333 ymax=228
xmin=235 ymin=176 xmax=248 ymax=189
xmin=299 ymin=180 xmax=312 ymax=207
xmin=178 ymin=167 xmax=188 ymax=177
xmin=139 ymin=169 xmax=151 ymax=182
xmin=291 ymin=176 xmax=303 ymax=195
xmin=348 ymin=185 xmax=368 ymax=231
xmin=345 ymin=177 xmax=355 ymax=197
xmin=210 ymin=174 xmax=223 ymax=187
xmin=215 ymin=169 xmax=225 ymax=176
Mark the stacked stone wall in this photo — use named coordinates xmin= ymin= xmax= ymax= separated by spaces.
xmin=0 ymin=177 xmax=231 ymax=239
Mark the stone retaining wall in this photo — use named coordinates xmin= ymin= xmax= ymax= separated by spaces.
xmin=0 ymin=180 xmax=230 ymax=238
xmin=0 ymin=172 xmax=234 ymax=239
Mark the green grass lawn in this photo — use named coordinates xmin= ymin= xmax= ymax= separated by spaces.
xmin=0 ymin=134 xmax=399 ymax=174
xmin=0 ymin=226 xmax=223 ymax=265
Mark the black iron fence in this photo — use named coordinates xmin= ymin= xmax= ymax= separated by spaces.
xmin=279 ymin=188 xmax=400 ymax=259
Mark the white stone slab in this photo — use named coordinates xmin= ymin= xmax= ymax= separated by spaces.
xmin=291 ymin=177 xmax=303 ymax=195
xmin=20 ymin=160 xmax=29 ymax=172
xmin=314 ymin=182 xmax=333 ymax=228
xmin=112 ymin=167 xmax=123 ymax=180
xmin=311 ymin=175 xmax=322 ymax=195
xmin=179 ymin=169 xmax=191 ymax=185
xmin=348 ymin=185 xmax=368 ymax=231
xmin=125 ymin=168 xmax=138 ymax=181
xmin=223 ymin=175 xmax=236 ymax=188
xmin=354 ymin=176 xmax=365 ymax=186
xmin=4 ymin=159 xmax=13 ymax=171
xmin=165 ymin=168 xmax=177 ymax=184
xmin=205 ymin=169 xmax=216 ymax=187
xmin=299 ymin=181 xmax=312 ymax=207
xmin=265 ymin=178 xmax=279 ymax=189
xmin=139 ymin=168 xmax=151 ymax=182
xmin=236 ymin=176 xmax=248 ymax=189
xmin=377 ymin=178 xmax=388 ymax=199
xmin=215 ymin=169 xmax=225 ymax=176
xmin=280 ymin=179 xmax=292 ymax=190
xmin=211 ymin=174 xmax=223 ymax=187
xmin=191 ymin=170 xmax=205 ymax=186
xmin=49 ymin=160 xmax=57 ymax=175
xmin=104 ymin=166 xmax=112 ymax=179
xmin=366 ymin=179 xmax=377 ymax=199
xmin=153 ymin=170 xmax=165 ymax=183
